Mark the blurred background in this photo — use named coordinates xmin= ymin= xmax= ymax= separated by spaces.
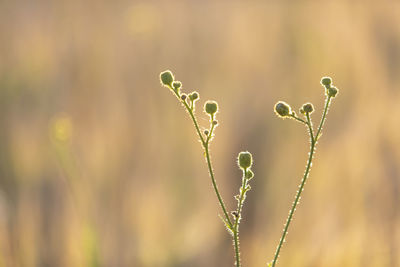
xmin=0 ymin=1 xmax=400 ymax=266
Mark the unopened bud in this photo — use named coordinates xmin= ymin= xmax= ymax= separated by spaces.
xmin=321 ymin=77 xmax=332 ymax=88
xmin=245 ymin=169 xmax=254 ymax=179
xmin=327 ymin=86 xmax=338 ymax=97
xmin=302 ymin=103 xmax=314 ymax=114
xmin=172 ymin=81 xmax=182 ymax=91
xmin=160 ymin=70 xmax=174 ymax=87
xmin=274 ymin=101 xmax=291 ymax=117
xmin=181 ymin=94 xmax=187 ymax=100
xmin=189 ymin=91 xmax=199 ymax=101
xmin=204 ymin=101 xmax=218 ymax=115
xmin=237 ymin=151 xmax=253 ymax=170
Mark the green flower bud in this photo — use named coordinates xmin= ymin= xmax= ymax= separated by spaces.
xmin=189 ymin=91 xmax=199 ymax=101
xmin=212 ymin=120 xmax=218 ymax=126
xmin=274 ymin=101 xmax=291 ymax=117
xmin=180 ymin=94 xmax=187 ymax=100
xmin=321 ymin=77 xmax=332 ymax=88
xmin=204 ymin=130 xmax=209 ymax=136
xmin=302 ymin=103 xmax=314 ymax=114
xmin=237 ymin=151 xmax=253 ymax=170
xmin=160 ymin=70 xmax=174 ymax=87
xmin=204 ymin=100 xmax=218 ymax=115
xmin=327 ymin=86 xmax=338 ymax=97
xmin=172 ymin=81 xmax=182 ymax=91
xmin=245 ymin=169 xmax=254 ymax=179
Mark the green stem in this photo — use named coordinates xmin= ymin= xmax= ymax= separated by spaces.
xmin=204 ymin=145 xmax=233 ymax=228
xmin=182 ymin=100 xmax=206 ymax=146
xmin=233 ymin=170 xmax=249 ymax=267
xmin=315 ymin=96 xmax=332 ymax=140
xmin=271 ymin=96 xmax=332 ymax=266
xmin=271 ymin=135 xmax=315 ymax=267
xmin=180 ymin=97 xmax=233 ymax=228
xmin=305 ymin=113 xmax=315 ymax=142
xmin=290 ymin=114 xmax=307 ymax=125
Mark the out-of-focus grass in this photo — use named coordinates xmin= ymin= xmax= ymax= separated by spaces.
xmin=0 ymin=1 xmax=399 ymax=266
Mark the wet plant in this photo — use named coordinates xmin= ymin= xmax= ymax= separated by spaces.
xmin=268 ymin=76 xmax=339 ymax=267
xmin=160 ymin=70 xmax=254 ymax=266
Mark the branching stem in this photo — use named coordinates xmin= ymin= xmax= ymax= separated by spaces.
xmin=173 ymin=89 xmax=233 ymax=228
xmin=271 ymin=96 xmax=332 ymax=267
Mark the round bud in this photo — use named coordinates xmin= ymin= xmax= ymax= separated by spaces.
xmin=245 ymin=169 xmax=254 ymax=179
xmin=189 ymin=91 xmax=199 ymax=101
xmin=172 ymin=81 xmax=182 ymax=91
xmin=237 ymin=151 xmax=253 ymax=170
xmin=302 ymin=103 xmax=314 ymax=113
xmin=204 ymin=130 xmax=209 ymax=136
xmin=327 ymin=86 xmax=338 ymax=97
xmin=274 ymin=101 xmax=291 ymax=117
xmin=212 ymin=120 xmax=218 ymax=126
xmin=321 ymin=77 xmax=332 ymax=88
xmin=181 ymin=94 xmax=187 ymax=100
xmin=204 ymin=101 xmax=218 ymax=115
xmin=299 ymin=108 xmax=305 ymax=114
xmin=160 ymin=70 xmax=174 ymax=86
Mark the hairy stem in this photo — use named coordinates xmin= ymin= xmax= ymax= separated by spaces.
xmin=233 ymin=170 xmax=249 ymax=267
xmin=271 ymin=97 xmax=331 ymax=266
xmin=315 ymin=96 xmax=332 ymax=140
xmin=271 ymin=134 xmax=315 ymax=267
xmin=204 ymin=145 xmax=233 ymax=227
xmin=179 ymin=96 xmax=233 ymax=228
xmin=182 ymin=100 xmax=206 ymax=146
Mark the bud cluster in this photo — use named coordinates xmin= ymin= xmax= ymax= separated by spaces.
xmin=320 ymin=76 xmax=339 ymax=98
xmin=274 ymin=76 xmax=339 ymax=123
xmin=160 ymin=70 xmax=202 ymax=110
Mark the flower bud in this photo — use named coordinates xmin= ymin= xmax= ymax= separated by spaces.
xmin=302 ymin=103 xmax=314 ymax=114
xmin=172 ymin=81 xmax=182 ymax=91
xmin=189 ymin=91 xmax=199 ymax=101
xmin=237 ymin=151 xmax=253 ymax=170
xmin=212 ymin=120 xmax=218 ymax=126
xmin=204 ymin=101 xmax=218 ymax=115
xmin=245 ymin=169 xmax=254 ymax=179
xmin=160 ymin=70 xmax=174 ymax=87
xmin=180 ymin=94 xmax=187 ymax=100
xmin=321 ymin=77 xmax=332 ymax=88
xmin=204 ymin=130 xmax=209 ymax=136
xmin=274 ymin=101 xmax=291 ymax=117
xmin=327 ymin=86 xmax=338 ymax=97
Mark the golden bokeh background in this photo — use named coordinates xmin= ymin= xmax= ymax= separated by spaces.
xmin=1 ymin=1 xmax=399 ymax=266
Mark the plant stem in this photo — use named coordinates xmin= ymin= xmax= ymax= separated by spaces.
xmin=204 ymin=145 xmax=233 ymax=227
xmin=180 ymin=97 xmax=233 ymax=228
xmin=305 ymin=113 xmax=315 ymax=142
xmin=315 ymin=96 xmax=332 ymax=140
xmin=271 ymin=134 xmax=315 ymax=267
xmin=233 ymin=170 xmax=249 ymax=267
xmin=271 ymin=97 xmax=331 ymax=267
xmin=182 ymin=100 xmax=206 ymax=146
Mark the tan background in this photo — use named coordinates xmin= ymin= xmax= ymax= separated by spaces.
xmin=0 ymin=1 xmax=399 ymax=266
